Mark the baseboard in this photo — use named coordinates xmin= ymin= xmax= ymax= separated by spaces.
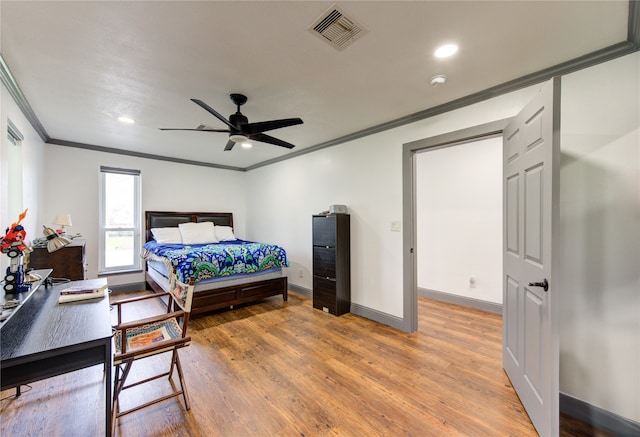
xmin=418 ymin=288 xmax=502 ymax=314
xmin=288 ymin=284 xmax=406 ymax=330
xmin=288 ymin=283 xmax=311 ymax=298
xmin=560 ymin=392 xmax=640 ymax=437
xmin=350 ymin=302 xmax=406 ymax=331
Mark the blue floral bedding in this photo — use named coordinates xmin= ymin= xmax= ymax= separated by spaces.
xmin=143 ymin=239 xmax=289 ymax=284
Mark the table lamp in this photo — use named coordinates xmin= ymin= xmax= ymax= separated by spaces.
xmin=42 ymin=226 xmax=71 ymax=253
xmin=52 ymin=213 xmax=72 ymax=235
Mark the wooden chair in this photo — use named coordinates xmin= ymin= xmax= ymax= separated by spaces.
xmin=111 ymin=281 xmax=194 ymax=433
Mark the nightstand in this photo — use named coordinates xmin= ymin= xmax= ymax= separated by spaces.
xmin=29 ymin=239 xmax=86 ymax=280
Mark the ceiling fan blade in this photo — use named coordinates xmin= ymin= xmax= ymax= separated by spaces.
xmin=243 ymin=118 xmax=303 ymax=135
xmin=251 ymin=133 xmax=296 ymax=149
xmin=191 ymin=99 xmax=236 ymax=130
xmin=159 ymin=128 xmax=230 ymax=132
xmin=224 ymin=139 xmax=236 ymax=151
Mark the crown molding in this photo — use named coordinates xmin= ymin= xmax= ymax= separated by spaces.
xmin=47 ymin=138 xmax=245 ymax=172
xmin=0 ymin=53 xmax=50 ymax=142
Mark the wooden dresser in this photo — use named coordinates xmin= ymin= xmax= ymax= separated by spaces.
xmin=312 ymin=214 xmax=350 ymax=315
xmin=29 ymin=239 xmax=86 ymax=280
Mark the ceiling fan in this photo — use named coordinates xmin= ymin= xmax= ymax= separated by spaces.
xmin=160 ymin=93 xmax=303 ymax=151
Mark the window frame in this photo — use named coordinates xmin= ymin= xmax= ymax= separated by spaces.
xmin=98 ymin=166 xmax=142 ymax=274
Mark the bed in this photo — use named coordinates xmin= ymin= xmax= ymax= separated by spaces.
xmin=143 ymin=211 xmax=288 ymax=316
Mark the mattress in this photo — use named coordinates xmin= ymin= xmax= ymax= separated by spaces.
xmin=146 ymin=260 xmax=283 ymax=292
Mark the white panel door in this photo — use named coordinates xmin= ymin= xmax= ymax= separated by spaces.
xmin=503 ymin=77 xmax=560 ymax=437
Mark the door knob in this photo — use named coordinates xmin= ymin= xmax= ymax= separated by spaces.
xmin=528 ymin=278 xmax=549 ymax=292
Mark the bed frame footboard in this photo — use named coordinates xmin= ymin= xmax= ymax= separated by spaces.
xmin=145 ymin=272 xmax=288 ymax=315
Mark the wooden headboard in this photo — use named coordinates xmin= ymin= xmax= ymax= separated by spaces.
xmin=145 ymin=211 xmax=234 ymax=242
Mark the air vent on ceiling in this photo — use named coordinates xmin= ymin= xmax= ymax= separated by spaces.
xmin=308 ymin=4 xmax=368 ymax=51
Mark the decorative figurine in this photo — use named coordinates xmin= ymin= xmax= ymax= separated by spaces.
xmin=1 ymin=209 xmax=32 ymax=293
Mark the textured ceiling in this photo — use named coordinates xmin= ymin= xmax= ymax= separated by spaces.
xmin=0 ymin=1 xmax=632 ymax=170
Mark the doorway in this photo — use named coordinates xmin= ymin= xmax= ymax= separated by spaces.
xmin=414 ymin=135 xmax=503 ymax=313
xmin=401 ymin=119 xmax=510 ymax=332
xmin=402 ymin=77 xmax=562 ymax=436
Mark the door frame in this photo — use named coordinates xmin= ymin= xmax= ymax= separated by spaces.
xmin=401 ymin=118 xmax=511 ymax=332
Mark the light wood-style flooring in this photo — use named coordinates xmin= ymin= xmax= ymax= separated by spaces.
xmin=1 ymin=291 xmax=613 ymax=436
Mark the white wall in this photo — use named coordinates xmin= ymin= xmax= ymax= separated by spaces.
xmin=246 ymin=85 xmax=539 ymax=318
xmin=245 ymin=133 xmax=406 ymax=316
xmin=41 ymin=145 xmax=247 ymax=286
xmin=415 ymin=137 xmax=503 ymax=303
xmin=559 ymin=52 xmax=639 ymax=422
xmin=1 ymin=83 xmax=46 ymax=274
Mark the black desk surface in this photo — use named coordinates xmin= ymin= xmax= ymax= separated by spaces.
xmin=1 ymin=278 xmax=111 ymax=363
xmin=0 ymin=268 xmax=52 ymax=328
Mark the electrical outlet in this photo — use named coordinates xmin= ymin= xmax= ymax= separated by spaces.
xmin=390 ymin=220 xmax=401 ymax=232
xmin=299 ymin=269 xmax=304 ymax=278
xmin=469 ymin=276 xmax=476 ymax=288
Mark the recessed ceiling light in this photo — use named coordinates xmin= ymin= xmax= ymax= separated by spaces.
xmin=434 ymin=44 xmax=458 ymax=58
xmin=117 ymin=116 xmax=135 ymax=124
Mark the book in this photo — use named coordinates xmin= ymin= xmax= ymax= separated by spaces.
xmin=58 ymin=283 xmax=108 ymax=303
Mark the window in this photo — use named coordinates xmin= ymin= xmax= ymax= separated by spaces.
xmin=99 ymin=166 xmax=142 ymax=274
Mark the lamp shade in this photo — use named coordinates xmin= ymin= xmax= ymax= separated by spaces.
xmin=43 ymin=226 xmax=71 ymax=253
xmin=52 ymin=213 xmax=72 ymax=227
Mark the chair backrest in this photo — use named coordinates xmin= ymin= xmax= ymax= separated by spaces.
xmin=169 ymin=277 xmax=194 ymax=313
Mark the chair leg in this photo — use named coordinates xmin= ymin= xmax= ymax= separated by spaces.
xmin=168 ymin=349 xmax=178 ymax=379
xmin=112 ymin=361 xmax=133 ymax=430
xmin=173 ymin=352 xmax=191 ymax=410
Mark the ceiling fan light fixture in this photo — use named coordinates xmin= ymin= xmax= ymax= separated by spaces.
xmin=241 ymin=142 xmax=252 ymax=149
xmin=229 ymin=134 xmax=249 ymax=143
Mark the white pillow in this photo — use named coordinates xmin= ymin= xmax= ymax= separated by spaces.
xmin=151 ymin=227 xmax=183 ymax=244
xmin=215 ymin=225 xmax=236 ymax=241
xmin=178 ymin=221 xmax=218 ymax=244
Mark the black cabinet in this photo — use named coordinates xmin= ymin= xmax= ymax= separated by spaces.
xmin=312 ymin=214 xmax=350 ymax=315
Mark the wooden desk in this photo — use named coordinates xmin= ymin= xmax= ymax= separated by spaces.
xmin=1 ymin=278 xmax=112 ymax=436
